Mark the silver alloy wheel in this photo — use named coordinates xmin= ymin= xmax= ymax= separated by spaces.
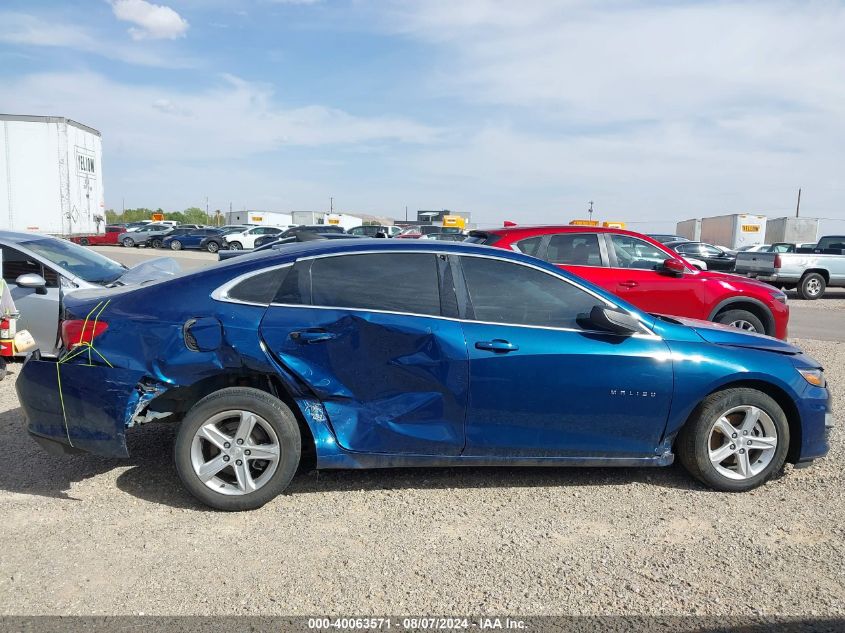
xmin=190 ymin=410 xmax=281 ymax=495
xmin=728 ymin=319 xmax=757 ymax=332
xmin=171 ymin=240 xmax=182 ymax=250
xmin=806 ymin=278 xmax=822 ymax=296
xmin=123 ymin=237 xmax=134 ymax=247
xmin=708 ymin=405 xmax=778 ymax=480
xmin=207 ymin=241 xmax=219 ymax=253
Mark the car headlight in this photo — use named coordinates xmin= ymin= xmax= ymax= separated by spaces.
xmin=771 ymin=290 xmax=787 ymax=304
xmin=797 ymin=368 xmax=825 ymax=387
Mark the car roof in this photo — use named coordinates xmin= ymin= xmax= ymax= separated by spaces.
xmin=0 ymin=230 xmax=51 ymax=244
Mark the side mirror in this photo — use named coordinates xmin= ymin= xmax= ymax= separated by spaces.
xmin=578 ymin=305 xmax=642 ymax=336
xmin=661 ymin=258 xmax=686 ymax=277
xmin=16 ymin=273 xmax=48 ymax=295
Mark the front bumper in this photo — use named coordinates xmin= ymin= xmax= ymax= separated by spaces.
xmin=795 ymin=384 xmax=833 ymax=463
xmin=16 ymin=359 xmax=146 ymax=458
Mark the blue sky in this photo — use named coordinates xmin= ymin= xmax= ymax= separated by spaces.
xmin=2 ymin=0 xmax=845 ymax=231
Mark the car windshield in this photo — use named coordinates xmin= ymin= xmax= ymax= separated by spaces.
xmin=23 ymin=238 xmax=126 ymax=283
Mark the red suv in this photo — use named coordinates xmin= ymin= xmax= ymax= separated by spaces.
xmin=467 ymin=226 xmax=789 ymax=339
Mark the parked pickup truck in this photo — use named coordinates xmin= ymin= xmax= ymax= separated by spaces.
xmin=734 ymin=236 xmax=845 ymax=299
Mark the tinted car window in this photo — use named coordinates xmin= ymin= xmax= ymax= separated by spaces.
xmin=700 ymin=244 xmax=722 ymax=257
xmin=512 ymin=236 xmax=544 ymax=257
xmin=610 ymin=235 xmax=668 ymax=270
xmin=547 ymin=234 xmax=602 ymax=265
xmin=228 ymin=268 xmax=286 ymax=304
xmin=1 ymin=246 xmax=41 ymax=282
xmin=460 ymin=256 xmax=599 ymax=328
xmin=310 ymin=253 xmax=440 ymax=316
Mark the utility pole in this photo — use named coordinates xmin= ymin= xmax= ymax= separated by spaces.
xmin=795 ymin=188 xmax=802 ymax=218
xmin=206 ymin=196 xmax=210 ymax=224
xmin=588 ymin=201 xmax=594 ymax=221
xmin=330 ymin=197 xmax=334 ymax=214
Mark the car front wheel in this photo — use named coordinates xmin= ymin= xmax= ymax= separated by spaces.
xmin=122 ymin=237 xmax=135 ymax=247
xmin=206 ymin=241 xmax=219 ymax=253
xmin=714 ymin=309 xmax=765 ymax=334
xmin=229 ymin=241 xmax=242 ymax=250
xmin=676 ymin=388 xmax=789 ymax=492
xmin=174 ymin=387 xmax=301 ymax=511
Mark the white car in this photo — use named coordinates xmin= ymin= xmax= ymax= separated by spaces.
xmin=224 ymin=226 xmax=284 ymax=250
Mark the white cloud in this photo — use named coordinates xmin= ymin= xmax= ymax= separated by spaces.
xmin=111 ymin=0 xmax=189 ymax=40
xmin=376 ymin=0 xmax=845 ymax=224
xmin=0 ymin=11 xmax=195 ymax=67
xmin=0 ymin=71 xmax=438 ymax=161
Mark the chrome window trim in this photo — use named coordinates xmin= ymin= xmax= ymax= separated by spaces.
xmin=265 ymin=249 xmax=656 ymax=338
xmin=211 ymin=262 xmax=293 ymax=307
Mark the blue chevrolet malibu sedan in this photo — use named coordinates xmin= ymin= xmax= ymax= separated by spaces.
xmin=16 ymin=240 xmax=832 ymax=510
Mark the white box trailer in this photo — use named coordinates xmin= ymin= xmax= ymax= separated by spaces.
xmin=764 ymin=217 xmax=819 ymax=245
xmin=676 ymin=218 xmax=701 ymax=241
xmin=225 ymin=210 xmax=293 ymax=227
xmin=0 ymin=114 xmax=104 ymax=235
xmin=700 ymin=213 xmax=767 ymax=249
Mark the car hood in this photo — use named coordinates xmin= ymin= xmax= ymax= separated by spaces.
xmin=659 ymin=315 xmax=800 ymax=354
xmin=107 ymin=258 xmax=182 ymax=287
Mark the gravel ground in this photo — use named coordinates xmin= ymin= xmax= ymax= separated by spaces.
xmin=0 ymin=338 xmax=841 ymax=617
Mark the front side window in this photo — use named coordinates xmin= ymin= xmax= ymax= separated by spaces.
xmin=309 ymin=253 xmax=441 ymax=316
xmin=546 ymin=233 xmax=602 ymax=266
xmin=610 ymin=235 xmax=669 ymax=270
xmin=460 ymin=256 xmax=600 ymax=329
xmin=0 ymin=246 xmax=41 ymax=282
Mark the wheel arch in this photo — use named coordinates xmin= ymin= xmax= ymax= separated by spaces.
xmin=676 ymin=379 xmax=802 ymax=464
xmin=148 ymin=369 xmax=318 ymax=469
xmin=708 ymin=297 xmax=775 ymax=336
xmin=801 ymin=268 xmax=830 ymax=283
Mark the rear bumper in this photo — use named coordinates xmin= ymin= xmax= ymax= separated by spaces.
xmin=16 ymin=359 xmax=147 ymax=458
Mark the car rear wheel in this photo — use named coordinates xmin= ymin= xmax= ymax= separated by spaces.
xmin=170 ymin=240 xmax=182 ymax=251
xmin=151 ymin=238 xmax=163 ymax=249
xmin=714 ymin=309 xmax=764 ymax=334
xmin=206 ymin=241 xmax=219 ymax=253
xmin=122 ymin=237 xmax=135 ymax=247
xmin=677 ymin=388 xmax=789 ymax=492
xmin=174 ymin=387 xmax=301 ymax=511
xmin=229 ymin=241 xmax=242 ymax=250
xmin=80 ymin=237 xmax=90 ymax=246
xmin=798 ymin=272 xmax=826 ymax=300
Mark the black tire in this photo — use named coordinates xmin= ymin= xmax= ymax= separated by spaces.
xmin=174 ymin=387 xmax=301 ymax=511
xmin=713 ymin=309 xmax=765 ymax=334
xmin=798 ymin=272 xmax=826 ymax=300
xmin=676 ymin=388 xmax=789 ymax=492
xmin=229 ymin=241 xmax=242 ymax=250
xmin=152 ymin=238 xmax=163 ymax=249
xmin=206 ymin=241 xmax=219 ymax=253
xmin=80 ymin=237 xmax=90 ymax=246
xmin=122 ymin=237 xmax=134 ymax=248
xmin=170 ymin=240 xmax=182 ymax=251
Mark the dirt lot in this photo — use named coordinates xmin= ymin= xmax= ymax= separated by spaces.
xmin=0 ymin=329 xmax=841 ymax=616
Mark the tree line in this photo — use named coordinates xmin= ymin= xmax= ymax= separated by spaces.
xmin=105 ymin=207 xmax=223 ymax=226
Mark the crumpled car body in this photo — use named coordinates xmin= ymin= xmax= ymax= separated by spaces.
xmin=16 ymin=240 xmax=831 ymax=472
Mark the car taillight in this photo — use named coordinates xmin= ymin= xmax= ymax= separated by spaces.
xmin=61 ymin=320 xmax=108 ymax=349
xmin=774 ymin=254 xmax=782 ymax=269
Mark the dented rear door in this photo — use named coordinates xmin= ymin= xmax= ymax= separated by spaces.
xmin=259 ymin=253 xmax=469 ymax=456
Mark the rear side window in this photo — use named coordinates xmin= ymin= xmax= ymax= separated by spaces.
xmin=309 ymin=253 xmax=441 ymax=316
xmin=227 ymin=268 xmax=287 ymax=304
xmin=512 ymin=236 xmax=545 ymax=257
xmin=547 ymin=234 xmax=602 ymax=265
xmin=460 ymin=256 xmax=600 ymax=328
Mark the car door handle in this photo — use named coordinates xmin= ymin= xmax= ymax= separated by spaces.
xmin=475 ymin=339 xmax=519 ymax=353
xmin=618 ymin=280 xmax=639 ymax=288
xmin=290 ymin=330 xmax=336 ymax=344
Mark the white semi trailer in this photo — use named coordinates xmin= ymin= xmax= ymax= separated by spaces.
xmin=700 ymin=213 xmax=767 ymax=250
xmin=0 ymin=114 xmax=105 ymax=235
